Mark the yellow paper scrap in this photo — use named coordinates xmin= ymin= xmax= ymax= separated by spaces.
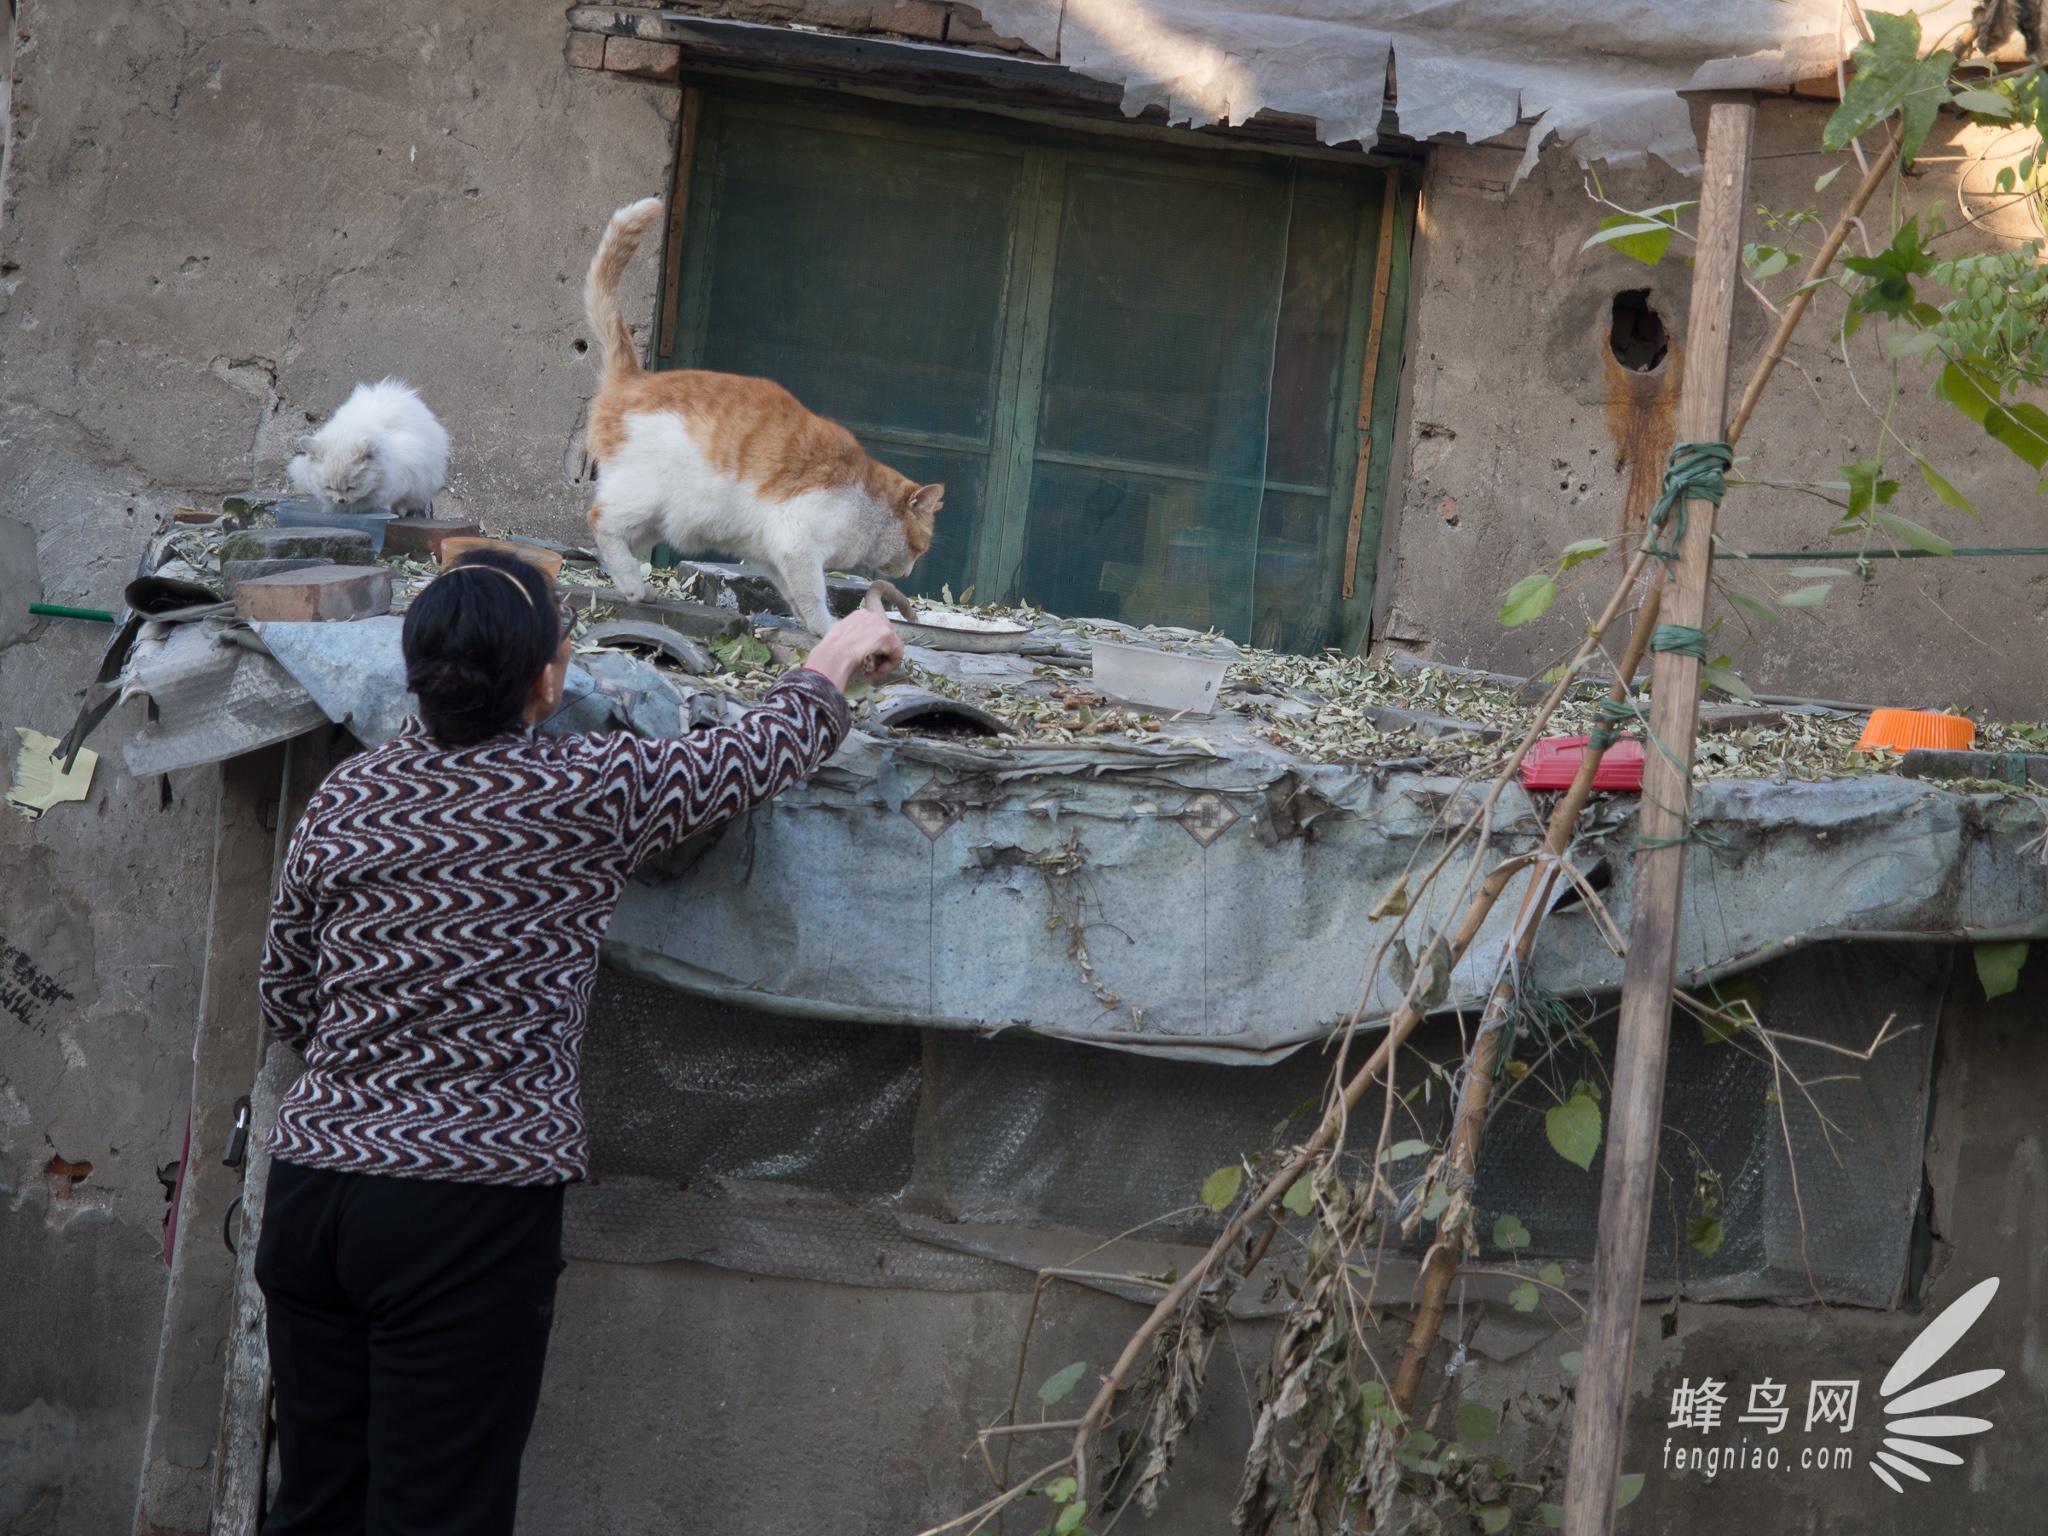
xmin=6 ymin=728 xmax=97 ymax=820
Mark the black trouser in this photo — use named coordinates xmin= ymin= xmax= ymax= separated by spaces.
xmin=254 ymin=1159 xmax=566 ymax=1536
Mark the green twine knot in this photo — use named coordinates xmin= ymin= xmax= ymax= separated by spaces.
xmin=1651 ymin=624 xmax=1709 ymax=660
xmin=1587 ymin=696 xmax=1642 ymax=752
xmin=1645 ymin=441 xmax=1734 ymax=564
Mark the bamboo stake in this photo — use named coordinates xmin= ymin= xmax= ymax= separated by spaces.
xmin=1390 ymin=583 xmax=1662 ymax=1412
xmin=656 ymin=86 xmax=703 ymax=364
xmin=1559 ymin=101 xmax=1754 ymax=1536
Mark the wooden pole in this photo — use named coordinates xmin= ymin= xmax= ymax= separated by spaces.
xmin=656 ymin=85 xmax=703 ymax=364
xmin=1559 ymin=100 xmax=1753 ymax=1536
xmin=1342 ymin=169 xmax=1401 ymax=601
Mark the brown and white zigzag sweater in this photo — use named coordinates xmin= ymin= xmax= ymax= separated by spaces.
xmin=258 ymin=669 xmax=848 ymax=1185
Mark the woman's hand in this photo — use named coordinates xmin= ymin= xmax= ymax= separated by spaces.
xmin=802 ymin=609 xmax=904 ymax=691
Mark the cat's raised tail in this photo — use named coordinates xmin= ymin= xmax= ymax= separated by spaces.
xmin=583 ymin=197 xmax=665 ymax=381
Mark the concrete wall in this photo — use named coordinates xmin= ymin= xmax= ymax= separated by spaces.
xmin=2 ymin=1 xmax=2044 ymax=1531
xmin=1379 ymin=102 xmax=2048 ymax=720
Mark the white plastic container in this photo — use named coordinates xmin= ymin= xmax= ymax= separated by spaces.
xmin=1091 ymin=638 xmax=1231 ymax=716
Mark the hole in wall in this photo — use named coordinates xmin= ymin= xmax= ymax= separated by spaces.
xmin=1608 ymin=289 xmax=1668 ymax=372
xmin=1552 ymin=858 xmax=1613 ymax=912
xmin=572 ymin=338 xmax=588 ymax=355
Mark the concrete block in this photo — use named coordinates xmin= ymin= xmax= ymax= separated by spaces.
xmin=221 ymin=557 xmax=328 ymax=586
xmin=876 ymin=0 xmax=948 ymax=40
xmin=565 ymin=29 xmax=607 ymax=70
xmin=383 ymin=517 xmax=481 ymax=560
xmin=604 ymin=36 xmax=682 ymax=80
xmin=234 ymin=565 xmax=393 ymax=623
xmin=218 ymin=526 xmax=376 ymax=565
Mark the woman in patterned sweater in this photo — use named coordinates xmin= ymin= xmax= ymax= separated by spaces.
xmin=253 ymin=548 xmax=901 ymax=1534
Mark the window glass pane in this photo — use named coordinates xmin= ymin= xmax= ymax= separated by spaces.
xmin=1024 ymin=164 xmax=1291 ymax=640
xmin=1252 ymin=493 xmax=1332 ymax=651
xmin=696 ymin=116 xmax=1020 ymax=443
xmin=1266 ymin=183 xmax=1364 ymax=489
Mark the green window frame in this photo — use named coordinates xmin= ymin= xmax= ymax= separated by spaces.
xmin=657 ymin=81 xmax=1413 ymax=653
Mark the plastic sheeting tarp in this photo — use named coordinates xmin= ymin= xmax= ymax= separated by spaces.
xmin=607 ymin=733 xmax=2048 ymax=1062
xmin=957 ymin=0 xmax=1972 ymax=182
xmin=568 ymin=945 xmax=1943 ymax=1307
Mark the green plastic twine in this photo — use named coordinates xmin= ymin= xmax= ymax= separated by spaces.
xmin=1587 ymin=696 xmax=1642 ymax=752
xmin=1644 ymin=441 xmax=1734 ymax=564
xmin=1650 ymin=624 xmax=1709 ymax=660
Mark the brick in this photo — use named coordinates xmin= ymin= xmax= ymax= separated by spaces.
xmin=439 ymin=537 xmax=565 ymax=585
xmin=604 ymin=36 xmax=682 ymax=80
xmin=874 ymin=0 xmax=946 ymax=40
xmin=234 ymin=565 xmax=393 ymax=623
xmin=1791 ymin=73 xmax=1841 ymax=100
xmin=219 ymin=526 xmax=375 ymax=565
xmin=383 ymin=517 xmax=481 ymax=560
xmin=565 ymin=30 xmax=608 ymax=70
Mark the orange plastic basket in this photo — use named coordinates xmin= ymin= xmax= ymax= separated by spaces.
xmin=1855 ymin=708 xmax=1975 ymax=753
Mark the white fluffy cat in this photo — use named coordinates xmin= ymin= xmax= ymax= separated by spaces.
xmin=286 ymin=379 xmax=450 ymax=513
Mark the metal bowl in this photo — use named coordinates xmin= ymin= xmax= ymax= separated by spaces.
xmin=890 ymin=609 xmax=1031 ymax=654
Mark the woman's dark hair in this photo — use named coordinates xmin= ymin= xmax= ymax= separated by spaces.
xmin=402 ymin=549 xmax=562 ymax=745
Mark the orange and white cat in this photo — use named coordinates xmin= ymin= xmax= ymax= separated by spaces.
xmin=580 ymin=197 xmax=943 ymax=635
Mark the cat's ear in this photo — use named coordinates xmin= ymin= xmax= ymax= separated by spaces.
xmin=908 ymin=483 xmax=945 ymax=518
xmin=295 ymin=435 xmax=316 ymax=454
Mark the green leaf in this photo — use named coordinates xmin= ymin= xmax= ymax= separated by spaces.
xmin=1843 ymin=216 xmax=1934 ymax=318
xmin=1983 ymin=404 xmax=2048 ymax=470
xmin=1936 ymin=361 xmax=1999 ymax=427
xmin=1687 ymin=1216 xmax=1726 ymax=1256
xmin=1822 ymin=12 xmax=1955 ymax=165
xmin=1380 ymin=1138 xmax=1433 ymax=1164
xmin=1420 ymin=1184 xmax=1451 ymax=1221
xmin=1752 ymin=247 xmax=1793 ymax=279
xmin=1041 ymin=1475 xmax=1078 ymax=1503
xmin=1882 ymin=328 xmax=1941 ymax=358
xmin=1508 ymin=1280 xmax=1540 ymax=1312
xmin=1492 ymin=1213 xmax=1531 ymax=1250
xmin=1917 ymin=457 xmax=1976 ymax=516
xmin=1560 ymin=1351 xmax=1583 ymax=1375
xmin=1539 ymin=1261 xmax=1565 ymax=1286
xmin=1055 ymin=1499 xmax=1088 ymax=1535
xmin=1953 ymin=86 xmax=2014 ymax=118
xmin=1700 ymin=979 xmax=1763 ymax=1043
xmin=1814 ymin=164 xmax=1844 ymax=192
xmin=1478 ymin=1503 xmax=1513 ymax=1535
xmin=1874 ymin=508 xmax=1954 ymax=557
xmin=1457 ymin=1403 xmax=1502 ymax=1444
xmin=1580 ymin=207 xmax=1691 ymax=266
xmin=1499 ymin=572 xmax=1558 ymax=627
xmin=1199 ymin=1164 xmax=1243 ymax=1213
xmin=1777 ymin=583 xmax=1834 ymax=608
xmin=1616 ymin=1472 xmax=1646 ymax=1509
xmin=1842 ymin=457 xmax=1886 ymax=519
xmin=1039 ymin=1361 xmax=1087 ymax=1406
xmin=1976 ymin=940 xmax=2029 ymax=999
xmin=1282 ymin=1175 xmax=1316 ymax=1217
xmin=1724 ymin=588 xmax=1780 ymax=626
xmin=1540 ymin=1502 xmax=1564 ymax=1528
xmin=1558 ymin=536 xmax=1613 ymax=569
xmin=1701 ymin=663 xmax=1755 ymax=702
xmin=708 ymin=633 xmax=773 ymax=671
xmin=1546 ymin=1093 xmax=1603 ymax=1171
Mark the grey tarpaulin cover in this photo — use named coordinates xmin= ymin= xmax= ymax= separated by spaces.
xmin=607 ymin=739 xmax=2048 ymax=1063
xmin=568 ymin=943 xmax=1942 ymax=1309
xmin=956 ymin=0 xmax=1970 ymax=182
xmin=121 ymin=622 xmax=329 ymax=776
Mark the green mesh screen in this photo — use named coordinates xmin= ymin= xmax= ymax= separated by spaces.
xmin=668 ymin=88 xmax=1396 ymax=647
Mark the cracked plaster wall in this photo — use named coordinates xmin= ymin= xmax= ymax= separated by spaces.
xmin=1380 ymin=100 xmax=2048 ymax=721
xmin=0 ymin=1 xmax=683 ymax=1526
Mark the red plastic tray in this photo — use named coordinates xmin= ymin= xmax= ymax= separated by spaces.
xmin=1519 ymin=735 xmax=1645 ymax=792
